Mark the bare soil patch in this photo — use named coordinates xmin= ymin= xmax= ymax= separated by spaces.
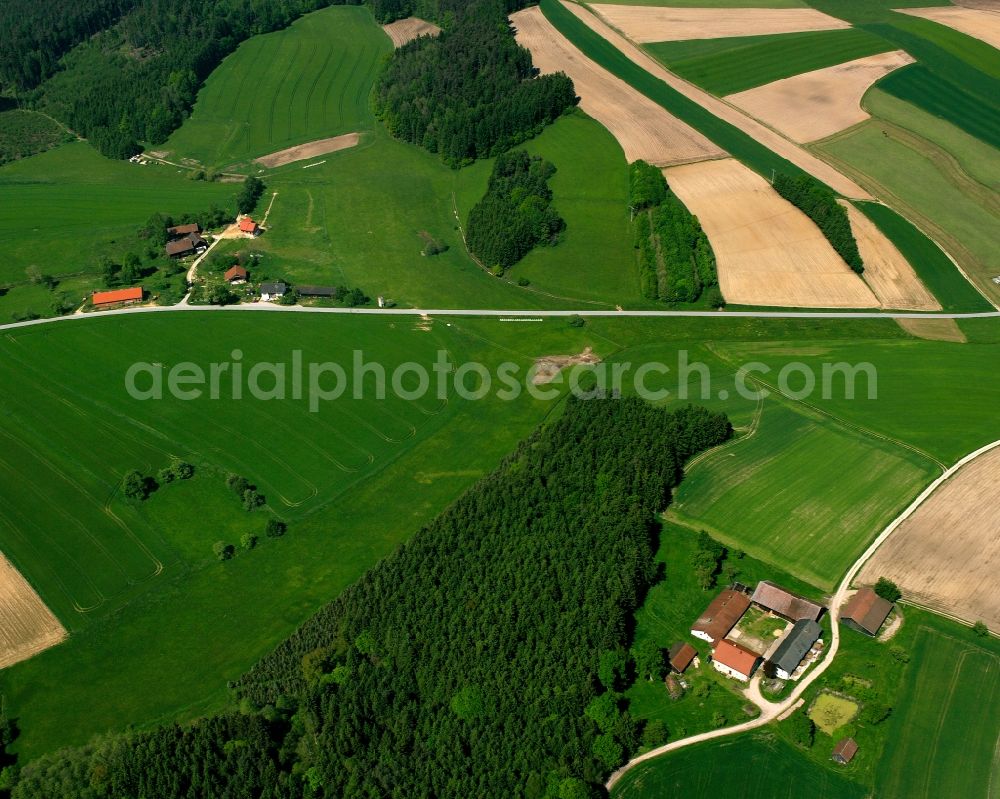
xmin=382 ymin=17 xmax=442 ymax=47
xmin=895 ymin=317 xmax=967 ymax=342
xmin=663 ymin=158 xmax=878 ymax=308
xmin=838 ymin=200 xmax=938 ymax=310
xmin=254 ymin=133 xmax=360 ymax=168
xmin=0 ymin=553 xmax=66 ymax=669
xmin=562 ymin=1 xmax=872 ymax=198
xmin=859 ymin=445 xmax=1000 ymax=630
xmin=533 ymin=347 xmax=601 ymax=384
xmin=511 ymin=7 xmax=725 ymax=165
xmin=725 ymin=51 xmax=915 ymax=143
xmin=897 ymin=6 xmax=1000 ymax=51
xmin=589 ymin=4 xmax=849 ymax=42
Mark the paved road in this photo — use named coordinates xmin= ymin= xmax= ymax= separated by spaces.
xmin=2 ymin=302 xmax=999 ymax=333
xmin=605 ymin=437 xmax=1000 ymax=790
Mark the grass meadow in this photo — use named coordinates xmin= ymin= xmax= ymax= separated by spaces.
xmin=611 ymin=734 xmax=868 ymax=798
xmin=645 ymin=28 xmax=892 ymax=95
xmin=0 ymin=143 xmax=236 ymax=318
xmin=0 ymin=312 xmax=598 ymax=759
xmin=876 ymin=621 xmax=1000 ymax=798
xmin=161 ymin=6 xmax=390 ymax=169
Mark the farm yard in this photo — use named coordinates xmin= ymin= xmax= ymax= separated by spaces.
xmin=160 ymin=6 xmax=389 ymax=170
xmin=724 ymin=50 xmax=915 ymax=143
xmin=876 ymin=623 xmax=1000 ymax=798
xmin=662 ymin=158 xmax=877 ymax=309
xmin=645 ymin=28 xmax=894 ymax=95
xmin=858 ymin=444 xmax=1000 ymax=630
xmin=510 ymin=7 xmax=725 ymax=166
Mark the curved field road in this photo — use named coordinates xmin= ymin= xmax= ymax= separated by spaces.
xmin=605 ymin=437 xmax=1000 ymax=790
xmin=1 ymin=303 xmax=998 ymax=333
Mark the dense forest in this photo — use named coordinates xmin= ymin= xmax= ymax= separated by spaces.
xmin=373 ymin=0 xmax=577 ymax=167
xmin=630 ymin=161 xmax=721 ymax=306
xmin=18 ymin=0 xmax=359 ymax=159
xmin=11 ymin=397 xmax=732 ymax=798
xmin=773 ymin=173 xmax=864 ymax=274
xmin=466 ymin=150 xmax=565 ymax=272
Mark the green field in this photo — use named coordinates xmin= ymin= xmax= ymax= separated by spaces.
xmin=161 ymin=6 xmax=390 ymax=169
xmin=612 ymin=735 xmax=868 ymax=798
xmin=0 ymin=313 xmax=595 ymax=759
xmin=876 ymin=624 xmax=1000 ymax=798
xmin=667 ymin=401 xmax=937 ymax=590
xmin=0 ymin=143 xmax=236 ymax=318
xmin=819 ymin=121 xmax=1000 ymax=307
xmin=646 ymin=28 xmax=892 ymax=95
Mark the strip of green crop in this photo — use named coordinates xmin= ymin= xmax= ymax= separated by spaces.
xmin=539 ymin=0 xmax=810 ymax=185
xmin=853 ymin=201 xmax=994 ymax=313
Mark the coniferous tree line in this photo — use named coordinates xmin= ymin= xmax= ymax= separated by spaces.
xmin=373 ymin=0 xmax=577 ymax=167
xmin=630 ymin=161 xmax=720 ymax=306
xmin=10 ymin=397 xmax=731 ymax=798
xmin=466 ymin=150 xmax=565 ymax=272
xmin=772 ymin=173 xmax=864 ymax=274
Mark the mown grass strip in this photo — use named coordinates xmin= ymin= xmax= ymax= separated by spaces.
xmin=852 ymin=201 xmax=994 ymax=313
xmin=539 ymin=0 xmax=809 ymax=184
xmin=647 ymin=28 xmax=893 ymax=96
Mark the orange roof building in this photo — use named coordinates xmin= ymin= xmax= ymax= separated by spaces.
xmin=841 ymin=588 xmax=893 ymax=636
xmin=92 ymin=287 xmax=143 ymax=307
xmin=668 ymin=642 xmax=697 ymax=673
xmin=225 ymin=265 xmax=248 ymax=283
xmin=239 ymin=217 xmax=259 ymax=234
xmin=831 ymin=737 xmax=859 ymax=764
xmin=710 ymin=639 xmax=760 ymax=682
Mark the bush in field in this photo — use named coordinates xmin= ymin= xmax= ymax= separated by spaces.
xmin=875 ymin=577 xmax=902 ymax=603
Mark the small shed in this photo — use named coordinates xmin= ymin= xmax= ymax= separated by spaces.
xmin=260 ymin=282 xmax=286 ymax=301
xmin=225 ymin=265 xmax=248 ymax=284
xmin=831 ymin=737 xmax=858 ymax=765
xmin=239 ymin=217 xmax=260 ymax=236
xmin=667 ymin=642 xmax=697 ymax=674
xmin=841 ymin=588 xmax=893 ymax=636
xmin=297 ymin=285 xmax=336 ymax=297
xmin=167 ymin=222 xmax=200 ymax=239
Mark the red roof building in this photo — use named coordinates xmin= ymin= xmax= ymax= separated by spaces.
xmin=710 ymin=639 xmax=760 ymax=682
xmin=92 ymin=287 xmax=143 ymax=307
xmin=239 ymin=217 xmax=259 ymax=234
xmin=225 ymin=265 xmax=248 ymax=283
xmin=831 ymin=737 xmax=858 ymax=764
xmin=668 ymin=642 xmax=697 ymax=674
xmin=691 ymin=589 xmax=751 ymax=643
xmin=841 ymin=588 xmax=893 ymax=636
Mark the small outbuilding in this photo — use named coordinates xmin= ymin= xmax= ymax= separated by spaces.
xmin=831 ymin=737 xmax=858 ymax=765
xmin=841 ymin=588 xmax=893 ymax=637
xmin=165 ymin=233 xmax=208 ymax=258
xmin=92 ymin=286 xmax=143 ymax=307
xmin=167 ymin=222 xmax=200 ymax=239
xmin=764 ymin=619 xmax=821 ymax=680
xmin=667 ymin=642 xmax=697 ymax=674
xmin=751 ymin=581 xmax=824 ymax=622
xmin=297 ymin=285 xmax=336 ymax=298
xmin=239 ymin=217 xmax=260 ymax=236
xmin=225 ymin=265 xmax=248 ymax=284
xmin=691 ymin=589 xmax=751 ymax=643
xmin=260 ymin=282 xmax=286 ymax=301
xmin=710 ymin=639 xmax=760 ymax=682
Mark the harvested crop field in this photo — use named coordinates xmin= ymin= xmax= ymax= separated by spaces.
xmin=255 ymin=132 xmax=360 ymax=168
xmin=839 ymin=200 xmax=939 ymax=310
xmin=859 ymin=444 xmax=1000 ymax=630
xmin=511 ymin=7 xmax=724 ymax=165
xmin=382 ymin=16 xmax=441 ymax=47
xmin=0 ymin=554 xmax=66 ymax=669
xmin=725 ymin=51 xmax=915 ymax=143
xmin=558 ymin=1 xmax=872 ymax=199
xmin=897 ymin=6 xmax=1000 ymax=52
xmin=663 ymin=158 xmax=878 ymax=308
xmin=588 ymin=4 xmax=849 ymax=42
xmin=895 ymin=317 xmax=966 ymax=342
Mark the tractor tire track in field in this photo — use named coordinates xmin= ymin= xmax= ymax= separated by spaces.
xmin=322 ymin=50 xmax=349 ymax=130
xmin=303 ymin=50 xmax=335 ymax=133
xmin=269 ymin=40 xmax=302 ymax=147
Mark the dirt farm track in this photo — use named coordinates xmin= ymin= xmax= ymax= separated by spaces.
xmin=859 ymin=445 xmax=1000 ymax=630
xmin=0 ymin=554 xmax=66 ymax=669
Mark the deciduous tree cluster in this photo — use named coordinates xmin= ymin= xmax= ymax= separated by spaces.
xmin=773 ymin=173 xmax=864 ymax=274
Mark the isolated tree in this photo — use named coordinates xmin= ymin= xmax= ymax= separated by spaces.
xmin=874 ymin=577 xmax=902 ymax=603
xmin=861 ymin=701 xmax=891 ymax=725
xmin=240 ymin=533 xmax=257 ymax=551
xmin=213 ymin=541 xmax=234 ymax=561
xmin=236 ymin=176 xmax=265 ymax=215
xmin=973 ymin=621 xmax=989 ymax=637
xmin=889 ymin=644 xmax=910 ymax=664
xmin=227 ymin=474 xmax=250 ymax=495
xmin=122 ymin=470 xmax=147 ymax=501
xmin=173 ymin=460 xmax=194 ymax=479
xmin=265 ymin=518 xmax=286 ymax=538
xmin=242 ymin=489 xmax=264 ymax=511
xmin=788 ymin=711 xmax=815 ymax=748
xmin=641 ymin=719 xmax=668 ymax=748
xmin=157 ymin=466 xmax=175 ymax=484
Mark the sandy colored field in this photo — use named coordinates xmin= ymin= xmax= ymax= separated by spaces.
xmin=254 ymin=133 xmax=359 ymax=168
xmin=664 ymin=158 xmax=878 ymax=307
xmin=533 ymin=346 xmax=601 ymax=384
xmin=895 ymin=317 xmax=967 ymax=342
xmin=839 ymin=200 xmax=939 ymax=310
xmin=561 ymin=1 xmax=872 ymax=199
xmin=725 ymin=51 xmax=915 ymax=143
xmin=589 ymin=4 xmax=849 ymax=42
xmin=0 ymin=553 xmax=66 ymax=669
xmin=897 ymin=6 xmax=1000 ymax=52
xmin=511 ymin=7 xmax=724 ymax=165
xmin=859 ymin=445 xmax=1000 ymax=630
xmin=382 ymin=17 xmax=442 ymax=47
